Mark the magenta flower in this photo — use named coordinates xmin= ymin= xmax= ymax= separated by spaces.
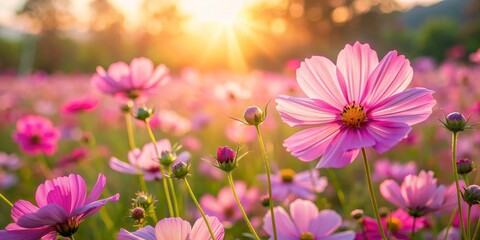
xmin=110 ymin=140 xmax=190 ymax=181
xmin=0 ymin=174 xmax=119 ymax=240
xmin=61 ymin=97 xmax=98 ymax=114
xmin=13 ymin=115 xmax=60 ymax=156
xmin=356 ymin=209 xmax=428 ymax=240
xmin=372 ymin=158 xmax=417 ymax=182
xmin=118 ymin=216 xmax=224 ymax=240
xmin=200 ymin=181 xmax=258 ymax=227
xmin=258 ymin=168 xmax=327 ymax=201
xmin=380 ymin=170 xmax=449 ymax=216
xmin=216 ymin=146 xmax=235 ymax=164
xmin=276 ymin=42 xmax=436 ymax=168
xmin=263 ymin=199 xmax=354 ymax=240
xmin=91 ymin=57 xmax=169 ymax=102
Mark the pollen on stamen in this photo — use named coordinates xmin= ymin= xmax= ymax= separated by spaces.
xmin=341 ymin=102 xmax=367 ymax=128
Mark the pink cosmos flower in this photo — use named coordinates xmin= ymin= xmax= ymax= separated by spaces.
xmin=225 ymin=122 xmax=257 ymax=144
xmin=118 ymin=216 xmax=224 ymax=240
xmin=276 ymin=42 xmax=436 ymax=168
xmin=200 ymin=181 xmax=259 ymax=227
xmin=380 ymin=170 xmax=450 ymax=216
xmin=110 ymin=140 xmax=190 ymax=181
xmin=372 ymin=158 xmax=417 ymax=182
xmin=13 ymin=115 xmax=60 ymax=156
xmin=263 ymin=199 xmax=354 ymax=240
xmin=258 ymin=168 xmax=327 ymax=201
xmin=356 ymin=208 xmax=428 ymax=240
xmin=0 ymin=174 xmax=120 ymax=240
xmin=91 ymin=57 xmax=169 ymax=102
xmin=469 ymin=48 xmax=480 ymax=63
xmin=61 ymin=97 xmax=98 ymax=114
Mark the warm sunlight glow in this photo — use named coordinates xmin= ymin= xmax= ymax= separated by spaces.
xmin=179 ymin=0 xmax=245 ymax=26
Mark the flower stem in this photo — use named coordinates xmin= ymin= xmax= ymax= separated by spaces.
xmin=227 ymin=172 xmax=260 ymax=240
xmin=37 ymin=154 xmax=53 ymax=179
xmin=361 ymin=148 xmax=387 ymax=240
xmin=124 ymin=112 xmax=136 ymax=149
xmin=327 ymin=169 xmax=349 ymax=216
xmin=468 ymin=205 xmax=472 ymax=239
xmin=145 ymin=120 xmax=175 ymax=217
xmin=451 ymin=132 xmax=467 ymax=240
xmin=184 ymin=178 xmax=216 ymax=240
xmin=255 ymin=125 xmax=277 ymax=240
xmin=168 ymin=177 xmax=180 ymax=217
xmin=473 ymin=212 xmax=480 ymax=240
xmin=411 ymin=216 xmax=417 ymax=239
xmin=443 ymin=208 xmax=457 ymax=240
xmin=0 ymin=193 xmax=13 ymax=207
xmin=138 ymin=175 xmax=148 ymax=193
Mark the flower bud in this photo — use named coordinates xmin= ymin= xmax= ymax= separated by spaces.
xmin=462 ymin=185 xmax=480 ymax=205
xmin=243 ymin=106 xmax=265 ymax=126
xmin=261 ymin=195 xmax=271 ymax=207
xmin=120 ymin=102 xmax=134 ymax=113
xmin=159 ymin=151 xmax=176 ymax=167
xmin=457 ymin=158 xmax=474 ymax=175
xmin=133 ymin=191 xmax=154 ymax=208
xmin=217 ymin=146 xmax=235 ymax=164
xmin=171 ymin=160 xmax=190 ymax=179
xmin=350 ymin=209 xmax=364 ymax=220
xmin=131 ymin=207 xmax=146 ymax=223
xmin=443 ymin=112 xmax=468 ymax=132
xmin=135 ymin=107 xmax=154 ymax=121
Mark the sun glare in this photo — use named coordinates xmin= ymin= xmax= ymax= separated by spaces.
xmin=179 ymin=0 xmax=245 ymax=26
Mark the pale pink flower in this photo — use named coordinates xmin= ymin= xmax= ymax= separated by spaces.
xmin=372 ymin=158 xmax=417 ymax=182
xmin=91 ymin=57 xmax=169 ymax=102
xmin=263 ymin=199 xmax=354 ymax=240
xmin=276 ymin=42 xmax=436 ymax=168
xmin=469 ymin=48 xmax=480 ymax=63
xmin=200 ymin=181 xmax=259 ymax=227
xmin=380 ymin=170 xmax=449 ymax=216
xmin=118 ymin=216 xmax=224 ymax=240
xmin=258 ymin=168 xmax=327 ymax=201
xmin=13 ymin=115 xmax=60 ymax=156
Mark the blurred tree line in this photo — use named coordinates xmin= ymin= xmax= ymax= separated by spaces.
xmin=0 ymin=0 xmax=479 ymax=74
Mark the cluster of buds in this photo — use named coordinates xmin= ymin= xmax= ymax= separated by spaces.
xmin=440 ymin=112 xmax=470 ymax=133
xmin=212 ymin=146 xmax=248 ymax=172
xmin=129 ymin=192 xmax=156 ymax=227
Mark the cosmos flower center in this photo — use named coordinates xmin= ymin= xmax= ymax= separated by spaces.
xmin=29 ymin=135 xmax=41 ymax=145
xmin=341 ymin=102 xmax=367 ymax=128
xmin=386 ymin=217 xmax=402 ymax=233
xmin=224 ymin=206 xmax=235 ymax=217
xmin=280 ymin=168 xmax=296 ymax=183
xmin=300 ymin=232 xmax=315 ymax=240
xmin=53 ymin=218 xmax=80 ymax=237
xmin=126 ymin=89 xmax=140 ymax=99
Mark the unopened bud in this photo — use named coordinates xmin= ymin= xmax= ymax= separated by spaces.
xmin=443 ymin=112 xmax=468 ymax=132
xmin=131 ymin=207 xmax=146 ymax=223
xmin=457 ymin=158 xmax=474 ymax=175
xmin=350 ymin=209 xmax=364 ymax=220
xmin=243 ymin=106 xmax=265 ymax=126
xmin=462 ymin=185 xmax=480 ymax=205
xmin=159 ymin=151 xmax=176 ymax=167
xmin=171 ymin=160 xmax=190 ymax=179
xmin=135 ymin=107 xmax=154 ymax=121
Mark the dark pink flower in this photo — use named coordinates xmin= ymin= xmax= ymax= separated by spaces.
xmin=61 ymin=97 xmax=98 ymax=114
xmin=216 ymin=146 xmax=235 ymax=164
xmin=56 ymin=147 xmax=89 ymax=168
xmin=0 ymin=174 xmax=119 ymax=240
xmin=118 ymin=216 xmax=224 ymax=240
xmin=91 ymin=57 xmax=169 ymax=102
xmin=276 ymin=42 xmax=436 ymax=168
xmin=13 ymin=115 xmax=60 ymax=156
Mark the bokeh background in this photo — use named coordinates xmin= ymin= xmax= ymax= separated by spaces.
xmin=0 ymin=0 xmax=479 ymax=74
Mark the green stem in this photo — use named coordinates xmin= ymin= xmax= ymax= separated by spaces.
xmin=37 ymin=154 xmax=53 ymax=179
xmin=462 ymin=174 xmax=470 ymax=186
xmin=411 ymin=216 xmax=417 ymax=240
xmin=452 ymin=132 xmax=468 ymax=240
xmin=168 ymin=177 xmax=180 ymax=217
xmin=125 ymin=112 xmax=136 ymax=149
xmin=148 ymin=204 xmax=158 ymax=223
xmin=145 ymin=120 xmax=174 ymax=217
xmin=227 ymin=172 xmax=260 ymax=240
xmin=0 ymin=193 xmax=13 ymax=207
xmin=468 ymin=205 xmax=472 ymax=239
xmin=443 ymin=208 xmax=457 ymax=240
xmin=327 ymin=169 xmax=349 ymax=216
xmin=184 ymin=179 xmax=216 ymax=240
xmin=70 ymin=235 xmax=75 ymax=240
xmin=361 ymin=148 xmax=387 ymax=240
xmin=255 ymin=125 xmax=277 ymax=240
xmin=473 ymin=210 xmax=480 ymax=240
xmin=138 ymin=175 xmax=148 ymax=193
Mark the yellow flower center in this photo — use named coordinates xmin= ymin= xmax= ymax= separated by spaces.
xmin=386 ymin=217 xmax=402 ymax=233
xmin=280 ymin=168 xmax=296 ymax=183
xmin=300 ymin=232 xmax=315 ymax=240
xmin=341 ymin=102 xmax=367 ymax=128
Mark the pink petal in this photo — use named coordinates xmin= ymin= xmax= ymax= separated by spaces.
xmin=73 ymin=193 xmax=120 ymax=220
xmin=0 ymin=225 xmax=54 ymax=240
xmin=107 ymin=62 xmax=131 ymax=87
xmin=275 ymin=95 xmax=339 ymax=127
xmin=369 ymin=88 xmax=436 ymax=126
xmin=297 ymin=56 xmax=347 ymax=109
xmin=315 ymin=131 xmax=361 ymax=168
xmin=363 ymin=50 xmax=413 ymax=104
xmin=263 ymin=207 xmax=298 ymax=239
xmin=284 ymin=124 xmax=341 ymax=162
xmin=144 ymin=64 xmax=169 ymax=89
xmin=336 ymin=42 xmax=379 ymax=103
xmin=110 ymin=157 xmax=142 ymax=175
xmin=380 ymin=179 xmax=407 ymax=209
xmin=366 ymin=121 xmax=411 ymax=153
xmin=309 ymin=209 xmax=342 ymax=237
xmin=321 ymin=231 xmax=355 ymax=240
xmin=289 ymin=199 xmax=319 ymax=233
xmin=118 ymin=226 xmax=156 ymax=240
xmin=130 ymin=57 xmax=154 ymax=88
xmin=11 ymin=200 xmax=39 ymax=222
xmin=17 ymin=204 xmax=68 ymax=228
xmin=154 ymin=217 xmax=191 ymax=240
xmin=191 ymin=216 xmax=225 ymax=240
xmin=85 ymin=174 xmax=107 ymax=204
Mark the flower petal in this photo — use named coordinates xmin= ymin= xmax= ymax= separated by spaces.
xmin=297 ymin=56 xmax=347 ymax=109
xmin=85 ymin=174 xmax=107 ymax=204
xmin=130 ymin=57 xmax=154 ymax=88
xmin=110 ymin=157 xmax=142 ymax=175
xmin=284 ymin=124 xmax=341 ymax=162
xmin=336 ymin=42 xmax=379 ymax=103
xmin=366 ymin=121 xmax=411 ymax=153
xmin=309 ymin=209 xmax=342 ymax=237
xmin=118 ymin=226 xmax=156 ymax=240
xmin=154 ymin=217 xmax=191 ymax=240
xmin=17 ymin=204 xmax=68 ymax=228
xmin=11 ymin=200 xmax=39 ymax=222
xmin=276 ymin=95 xmax=339 ymax=127
xmin=315 ymin=131 xmax=360 ymax=169
xmin=289 ymin=199 xmax=319 ymax=233
xmin=263 ymin=207 xmax=299 ymax=239
xmin=73 ymin=193 xmax=120 ymax=220
xmin=369 ymin=88 xmax=435 ymax=126
xmin=380 ymin=179 xmax=407 ymax=209
xmin=321 ymin=231 xmax=355 ymax=240
xmin=191 ymin=216 xmax=225 ymax=240
xmin=0 ymin=225 xmax=54 ymax=240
